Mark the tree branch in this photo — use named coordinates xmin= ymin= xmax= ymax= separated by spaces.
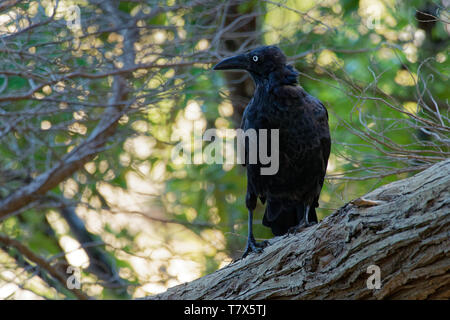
xmin=148 ymin=159 xmax=450 ymax=299
xmin=0 ymin=110 xmax=122 ymax=219
xmin=59 ymin=205 xmax=125 ymax=289
xmin=0 ymin=234 xmax=90 ymax=300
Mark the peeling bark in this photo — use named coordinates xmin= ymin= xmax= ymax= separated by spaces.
xmin=149 ymin=159 xmax=450 ymax=300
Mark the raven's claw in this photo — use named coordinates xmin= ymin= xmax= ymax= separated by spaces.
xmin=240 ymin=238 xmax=268 ymax=259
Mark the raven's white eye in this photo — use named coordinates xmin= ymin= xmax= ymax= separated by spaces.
xmin=252 ymin=55 xmax=258 ymax=62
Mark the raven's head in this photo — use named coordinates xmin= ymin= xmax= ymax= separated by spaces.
xmin=213 ymin=46 xmax=297 ymax=85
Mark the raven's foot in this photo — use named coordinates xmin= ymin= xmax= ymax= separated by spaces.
xmin=288 ymin=221 xmax=317 ymax=234
xmin=240 ymin=238 xmax=268 ymax=259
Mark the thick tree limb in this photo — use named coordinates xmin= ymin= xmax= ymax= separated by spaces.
xmin=149 ymin=159 xmax=450 ymax=299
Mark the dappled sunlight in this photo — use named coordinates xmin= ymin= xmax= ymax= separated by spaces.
xmin=184 ymin=100 xmax=203 ymax=120
xmin=124 ymin=135 xmax=156 ymax=160
xmin=59 ymin=236 xmax=89 ymax=268
xmin=395 ymin=69 xmax=418 ymax=86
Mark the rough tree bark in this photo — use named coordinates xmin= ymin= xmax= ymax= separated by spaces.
xmin=149 ymin=159 xmax=450 ymax=299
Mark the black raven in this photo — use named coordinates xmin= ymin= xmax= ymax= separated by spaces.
xmin=213 ymin=46 xmax=331 ymax=257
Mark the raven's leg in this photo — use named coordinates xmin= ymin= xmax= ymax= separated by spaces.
xmin=241 ymin=193 xmax=267 ymax=258
xmin=242 ymin=209 xmax=262 ymax=258
xmin=288 ymin=204 xmax=317 ymax=234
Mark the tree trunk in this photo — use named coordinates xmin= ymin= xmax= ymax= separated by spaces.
xmin=148 ymin=159 xmax=450 ymax=299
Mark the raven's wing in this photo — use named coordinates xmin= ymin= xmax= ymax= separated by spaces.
xmin=313 ymin=101 xmax=331 ymax=208
xmin=263 ymin=85 xmax=330 ymax=216
xmin=239 ymin=108 xmax=246 ymax=167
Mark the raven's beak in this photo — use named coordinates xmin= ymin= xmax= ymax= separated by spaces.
xmin=213 ymin=54 xmax=248 ymax=70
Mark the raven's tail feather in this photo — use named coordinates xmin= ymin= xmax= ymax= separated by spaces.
xmin=262 ymin=199 xmax=317 ymax=236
